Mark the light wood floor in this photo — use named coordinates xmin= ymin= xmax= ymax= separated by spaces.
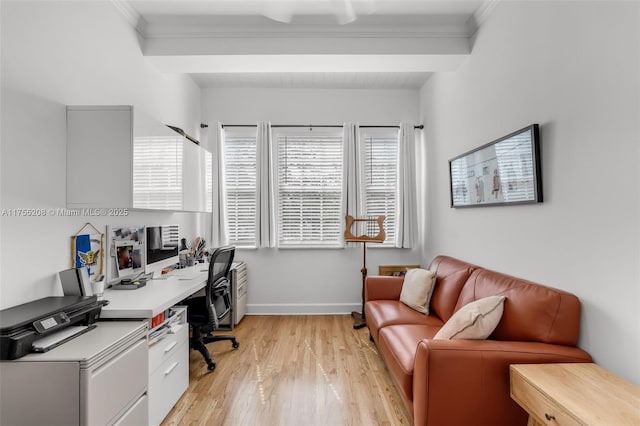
xmin=162 ymin=315 xmax=412 ymax=426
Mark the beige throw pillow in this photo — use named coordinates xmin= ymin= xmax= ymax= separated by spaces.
xmin=433 ymin=295 xmax=506 ymax=340
xmin=399 ymin=268 xmax=436 ymax=314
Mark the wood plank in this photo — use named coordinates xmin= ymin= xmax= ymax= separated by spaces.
xmin=162 ymin=315 xmax=412 ymax=426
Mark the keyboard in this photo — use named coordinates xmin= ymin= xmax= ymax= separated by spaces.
xmin=177 ymin=274 xmax=200 ymax=281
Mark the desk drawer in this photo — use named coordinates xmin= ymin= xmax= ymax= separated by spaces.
xmin=148 ymin=322 xmax=187 ymax=374
xmin=82 ymin=338 xmax=148 ymax=426
xmin=148 ymin=340 xmax=188 ymax=426
xmin=510 ymin=369 xmax=581 ymax=426
xmin=113 ymin=394 xmax=148 ymax=426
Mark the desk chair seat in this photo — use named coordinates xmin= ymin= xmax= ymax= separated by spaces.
xmin=185 ymin=246 xmax=238 ymax=371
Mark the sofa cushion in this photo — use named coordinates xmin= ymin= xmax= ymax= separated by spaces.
xmin=433 ymin=295 xmax=505 ymax=340
xmin=365 ymin=300 xmax=444 ymax=342
xmin=428 ymin=256 xmax=476 ymax=322
xmin=455 ymin=269 xmax=582 ymax=345
xmin=378 ymin=324 xmax=441 ymax=406
xmin=399 ymin=268 xmax=436 ymax=314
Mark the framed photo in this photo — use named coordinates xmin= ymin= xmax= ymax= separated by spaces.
xmin=378 ymin=264 xmax=421 ymax=277
xmin=449 ymin=124 xmax=542 ymax=208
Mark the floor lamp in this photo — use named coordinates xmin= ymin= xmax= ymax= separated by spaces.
xmin=344 ymin=215 xmax=385 ymax=329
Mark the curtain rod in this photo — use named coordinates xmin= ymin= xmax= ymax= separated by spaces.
xmin=220 ymin=124 xmax=424 ymax=129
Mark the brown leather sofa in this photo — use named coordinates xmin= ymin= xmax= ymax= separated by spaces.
xmin=365 ymin=255 xmax=592 ymax=426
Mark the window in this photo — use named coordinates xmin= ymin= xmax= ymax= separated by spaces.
xmin=275 ymin=128 xmax=343 ymax=247
xmin=220 ymin=125 xmax=402 ymax=248
xmin=222 ymin=129 xmax=257 ymax=247
xmin=133 ymin=136 xmax=183 ymax=210
xmin=361 ymin=128 xmax=399 ymax=245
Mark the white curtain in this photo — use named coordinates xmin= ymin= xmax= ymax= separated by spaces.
xmin=342 ymin=122 xmax=363 ymax=244
xmin=395 ymin=123 xmax=418 ymax=248
xmin=211 ymin=122 xmax=229 ymax=247
xmin=256 ymin=121 xmax=276 ymax=248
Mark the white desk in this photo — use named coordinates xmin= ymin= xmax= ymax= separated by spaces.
xmin=101 ymin=264 xmax=208 ymax=319
xmin=99 ymin=264 xmax=208 ymax=426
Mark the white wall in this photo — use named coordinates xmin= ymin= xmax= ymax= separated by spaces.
xmin=203 ymin=88 xmax=422 ymax=313
xmin=0 ymin=1 xmax=206 ymax=308
xmin=420 ymin=1 xmax=640 ymax=384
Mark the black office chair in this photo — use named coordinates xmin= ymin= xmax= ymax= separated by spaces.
xmin=184 ymin=246 xmax=239 ymax=371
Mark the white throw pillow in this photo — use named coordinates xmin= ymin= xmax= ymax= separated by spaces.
xmin=433 ymin=295 xmax=506 ymax=340
xmin=399 ymin=268 xmax=436 ymax=314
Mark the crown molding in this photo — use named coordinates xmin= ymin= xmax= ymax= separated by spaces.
xmin=141 ymin=22 xmax=471 ymax=40
xmin=110 ymin=3 xmax=474 ymax=40
xmin=143 ymin=30 xmax=470 ymax=40
xmin=474 ymin=0 xmax=500 ymax=27
xmin=467 ymin=0 xmax=500 ymax=35
xmin=110 ymin=0 xmax=147 ymax=35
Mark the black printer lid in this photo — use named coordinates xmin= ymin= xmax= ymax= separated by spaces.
xmin=0 ymin=296 xmax=97 ymax=332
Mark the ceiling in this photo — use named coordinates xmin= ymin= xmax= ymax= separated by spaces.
xmin=115 ymin=0 xmax=492 ymax=89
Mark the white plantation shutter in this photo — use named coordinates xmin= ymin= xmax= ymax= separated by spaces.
xmin=361 ymin=129 xmax=398 ymax=245
xmin=162 ymin=224 xmax=180 ymax=247
xmin=133 ymin=136 xmax=182 ymax=210
xmin=205 ymin=151 xmax=213 ymax=213
xmin=222 ymin=130 xmax=258 ymax=246
xmin=276 ymin=129 xmax=343 ymax=247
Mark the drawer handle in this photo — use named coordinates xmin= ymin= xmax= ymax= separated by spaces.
xmin=164 ymin=362 xmax=179 ymax=376
xmin=164 ymin=341 xmax=178 ymax=353
xmin=545 ymin=413 xmax=556 ymax=421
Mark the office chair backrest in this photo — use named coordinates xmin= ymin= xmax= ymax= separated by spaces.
xmin=205 ymin=246 xmax=235 ymax=328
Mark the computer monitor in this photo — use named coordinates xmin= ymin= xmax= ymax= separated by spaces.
xmin=145 ymin=225 xmax=179 ymax=274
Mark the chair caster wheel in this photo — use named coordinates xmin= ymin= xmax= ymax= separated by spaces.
xmin=207 ymin=362 xmax=216 ymax=371
xmin=232 ymin=341 xmax=239 ymax=349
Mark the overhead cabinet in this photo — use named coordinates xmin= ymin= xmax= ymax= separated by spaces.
xmin=66 ymin=105 xmax=212 ymax=212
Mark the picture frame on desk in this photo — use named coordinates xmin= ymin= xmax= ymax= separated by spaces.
xmin=378 ymin=264 xmax=420 ymax=277
xmin=106 ymin=225 xmax=145 ymax=284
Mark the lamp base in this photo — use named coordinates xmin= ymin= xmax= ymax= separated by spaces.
xmin=351 ymin=311 xmax=367 ymax=329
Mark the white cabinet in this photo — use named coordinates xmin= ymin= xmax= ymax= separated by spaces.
xmin=66 ymin=105 xmax=212 ymax=212
xmin=0 ymin=322 xmax=148 ymax=426
xmin=231 ymin=261 xmax=248 ymax=325
xmin=147 ymin=306 xmax=189 ymax=426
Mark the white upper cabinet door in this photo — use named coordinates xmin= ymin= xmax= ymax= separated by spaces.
xmin=132 ymin=110 xmax=183 ymax=211
xmin=67 ymin=106 xmax=133 ymax=209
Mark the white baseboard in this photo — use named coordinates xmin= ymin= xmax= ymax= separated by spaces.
xmin=246 ymin=303 xmax=361 ymax=315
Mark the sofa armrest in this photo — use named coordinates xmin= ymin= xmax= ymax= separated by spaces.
xmin=412 ymin=339 xmax=592 ymax=426
xmin=364 ymin=276 xmax=404 ymax=302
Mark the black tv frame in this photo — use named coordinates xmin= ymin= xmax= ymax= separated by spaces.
xmin=449 ymin=124 xmax=542 ymax=208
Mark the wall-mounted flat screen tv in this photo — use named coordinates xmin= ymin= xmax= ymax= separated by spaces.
xmin=449 ymin=124 xmax=542 ymax=208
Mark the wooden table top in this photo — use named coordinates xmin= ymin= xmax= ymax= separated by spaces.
xmin=510 ymin=363 xmax=640 ymax=425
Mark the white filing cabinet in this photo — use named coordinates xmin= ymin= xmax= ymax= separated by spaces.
xmin=0 ymin=322 xmax=148 ymax=426
xmin=147 ymin=306 xmax=189 ymax=426
xmin=100 ymin=269 xmax=206 ymax=425
xmin=231 ymin=261 xmax=248 ymax=325
xmin=215 ymin=261 xmax=248 ymax=331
